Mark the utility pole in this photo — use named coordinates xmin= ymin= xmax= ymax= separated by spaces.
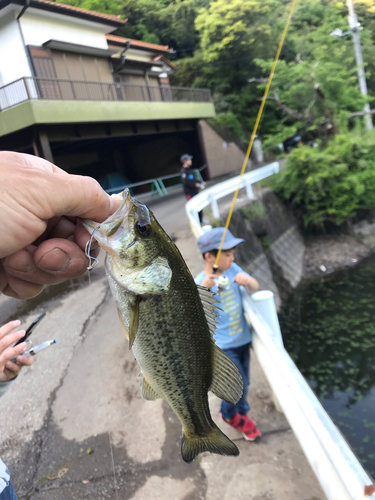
xmin=347 ymin=0 xmax=373 ymax=130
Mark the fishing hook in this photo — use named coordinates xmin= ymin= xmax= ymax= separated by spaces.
xmin=85 ymin=225 xmax=101 ymax=271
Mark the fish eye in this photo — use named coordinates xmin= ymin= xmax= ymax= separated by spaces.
xmin=136 ymin=223 xmax=152 ymax=238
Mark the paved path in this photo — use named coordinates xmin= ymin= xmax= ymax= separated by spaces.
xmin=0 ymin=193 xmax=325 ymax=500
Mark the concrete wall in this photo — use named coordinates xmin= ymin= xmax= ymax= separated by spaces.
xmin=199 ymin=120 xmax=251 ymax=178
xmin=0 ymin=100 xmax=216 ymax=137
xmin=20 ymin=10 xmax=108 ymax=49
xmin=0 ymin=12 xmax=31 ymax=87
xmin=221 ymin=189 xmax=305 ymax=307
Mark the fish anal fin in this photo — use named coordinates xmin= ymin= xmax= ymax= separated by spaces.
xmin=117 ymin=308 xmax=129 ymax=341
xmin=181 ymin=424 xmax=239 ymax=463
xmin=141 ymin=375 xmax=161 ymax=401
xmin=210 ymin=344 xmax=243 ymax=405
xmin=129 ymin=296 xmax=141 ymax=348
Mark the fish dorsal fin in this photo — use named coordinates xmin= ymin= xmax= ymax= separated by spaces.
xmin=140 ymin=374 xmax=161 ymax=401
xmin=210 ymin=344 xmax=243 ymax=405
xmin=197 ymin=285 xmax=221 ymax=337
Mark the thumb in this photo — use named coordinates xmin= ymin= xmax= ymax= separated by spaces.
xmin=46 ymin=173 xmax=120 ymax=222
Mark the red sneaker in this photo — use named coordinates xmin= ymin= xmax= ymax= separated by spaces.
xmin=221 ymin=413 xmax=262 ymax=441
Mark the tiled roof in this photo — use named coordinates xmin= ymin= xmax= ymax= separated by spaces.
xmin=1 ymin=0 xmax=127 ymax=26
xmin=106 ymin=34 xmax=172 ymax=53
xmin=152 ymin=55 xmax=178 ymax=71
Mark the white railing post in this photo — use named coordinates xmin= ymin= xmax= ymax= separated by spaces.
xmin=209 ymin=192 xmax=220 ymax=219
xmin=251 ymin=290 xmax=283 ymax=348
xmin=245 ymin=178 xmax=255 ymax=199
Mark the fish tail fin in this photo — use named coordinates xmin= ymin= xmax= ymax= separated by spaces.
xmin=181 ymin=425 xmax=239 ymax=463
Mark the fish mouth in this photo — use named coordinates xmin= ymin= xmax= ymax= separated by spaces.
xmin=82 ymin=189 xmax=151 ymax=254
xmin=82 ymin=189 xmax=133 ymax=233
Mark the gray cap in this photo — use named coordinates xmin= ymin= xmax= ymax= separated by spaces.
xmin=180 ymin=154 xmax=193 ymax=163
xmin=197 ymin=227 xmax=245 ymax=254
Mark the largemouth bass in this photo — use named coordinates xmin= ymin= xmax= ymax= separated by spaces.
xmin=83 ymin=189 xmax=243 ymax=463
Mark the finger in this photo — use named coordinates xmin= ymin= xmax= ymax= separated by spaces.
xmin=3 ymin=361 xmax=22 ymax=379
xmin=15 ymin=355 xmax=33 ymax=366
xmin=34 ymin=238 xmax=91 ymax=278
xmin=31 ymin=172 xmax=121 ymax=223
xmin=0 ymin=320 xmax=21 ymax=339
xmin=3 ymin=248 xmax=67 ymax=286
xmin=49 ymin=217 xmax=76 ymax=240
xmin=0 ymin=342 xmax=27 ymax=370
xmin=2 ymin=274 xmax=44 ymax=300
xmin=0 ymin=331 xmax=25 ymax=351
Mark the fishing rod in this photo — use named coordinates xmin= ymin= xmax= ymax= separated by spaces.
xmin=212 ymin=0 xmax=298 ymax=274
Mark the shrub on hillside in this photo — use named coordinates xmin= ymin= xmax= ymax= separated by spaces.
xmin=272 ymin=132 xmax=375 ymax=228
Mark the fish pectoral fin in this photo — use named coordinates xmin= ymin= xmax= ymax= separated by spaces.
xmin=210 ymin=344 xmax=243 ymax=405
xmin=129 ymin=296 xmax=141 ymax=348
xmin=117 ymin=308 xmax=129 ymax=341
xmin=140 ymin=375 xmax=161 ymax=401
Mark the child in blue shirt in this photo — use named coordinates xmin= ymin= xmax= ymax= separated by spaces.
xmin=195 ymin=227 xmax=262 ymax=441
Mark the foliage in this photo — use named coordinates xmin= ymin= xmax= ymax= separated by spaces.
xmin=240 ymin=201 xmax=266 ymax=221
xmin=272 ymin=130 xmax=375 ymax=227
xmin=55 ymin=0 xmax=375 ymax=145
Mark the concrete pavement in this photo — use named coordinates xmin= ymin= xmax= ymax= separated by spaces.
xmin=0 ymin=194 xmax=325 ymax=500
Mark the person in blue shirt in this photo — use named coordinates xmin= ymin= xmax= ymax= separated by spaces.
xmin=195 ymin=227 xmax=262 ymax=441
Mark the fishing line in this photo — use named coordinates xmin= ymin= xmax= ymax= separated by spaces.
xmin=85 ymin=225 xmax=101 ymax=271
xmin=213 ymin=0 xmax=298 ymax=273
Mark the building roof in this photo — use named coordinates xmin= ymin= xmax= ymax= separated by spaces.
xmin=106 ymin=34 xmax=172 ymax=54
xmin=0 ymin=0 xmax=127 ymax=27
xmin=152 ymin=55 xmax=178 ymax=71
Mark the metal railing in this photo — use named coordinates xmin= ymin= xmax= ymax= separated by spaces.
xmin=105 ymin=165 xmax=206 ymax=199
xmin=185 ymin=165 xmax=375 ymax=499
xmin=0 ymin=77 xmax=212 ymax=111
xmin=185 ymin=161 xmax=280 ymax=238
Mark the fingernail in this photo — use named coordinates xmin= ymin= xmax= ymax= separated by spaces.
xmin=19 ymin=342 xmax=26 ymax=351
xmin=12 ymin=320 xmax=21 ymax=327
xmin=37 ymin=248 xmax=71 ymax=272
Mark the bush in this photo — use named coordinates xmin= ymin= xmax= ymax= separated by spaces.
xmin=207 ymin=113 xmax=247 ymax=151
xmin=240 ymin=202 xmax=266 ymax=221
xmin=272 ymin=131 xmax=375 ymax=228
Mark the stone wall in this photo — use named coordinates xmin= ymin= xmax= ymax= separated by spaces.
xmin=224 ymin=189 xmax=305 ymax=307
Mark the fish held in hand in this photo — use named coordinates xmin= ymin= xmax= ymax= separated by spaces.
xmin=82 ymin=189 xmax=243 ymax=463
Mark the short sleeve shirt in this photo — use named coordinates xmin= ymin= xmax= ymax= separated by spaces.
xmin=195 ymin=262 xmax=252 ymax=350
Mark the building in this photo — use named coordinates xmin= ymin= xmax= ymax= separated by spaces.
xmin=0 ymin=0 xmax=215 ymax=189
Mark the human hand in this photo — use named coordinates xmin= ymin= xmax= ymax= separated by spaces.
xmin=0 ymin=320 xmax=33 ymax=382
xmin=234 ymin=273 xmax=259 ymax=291
xmin=195 ymin=183 xmax=201 ymax=188
xmin=201 ymin=274 xmax=217 ymax=289
xmin=0 ymin=152 xmax=120 ymax=299
xmin=234 ymin=273 xmax=252 ymax=287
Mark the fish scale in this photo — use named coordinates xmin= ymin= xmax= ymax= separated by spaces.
xmin=84 ymin=189 xmax=243 ymax=463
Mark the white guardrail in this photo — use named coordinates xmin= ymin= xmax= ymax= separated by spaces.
xmin=185 ymin=164 xmax=375 ymax=500
xmin=185 ymin=162 xmax=280 ymax=238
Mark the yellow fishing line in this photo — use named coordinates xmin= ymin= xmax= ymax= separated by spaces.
xmin=213 ymin=0 xmax=298 ymax=272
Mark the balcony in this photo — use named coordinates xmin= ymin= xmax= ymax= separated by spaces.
xmin=0 ymin=77 xmax=212 ymax=111
xmin=0 ymin=77 xmax=215 ymax=138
